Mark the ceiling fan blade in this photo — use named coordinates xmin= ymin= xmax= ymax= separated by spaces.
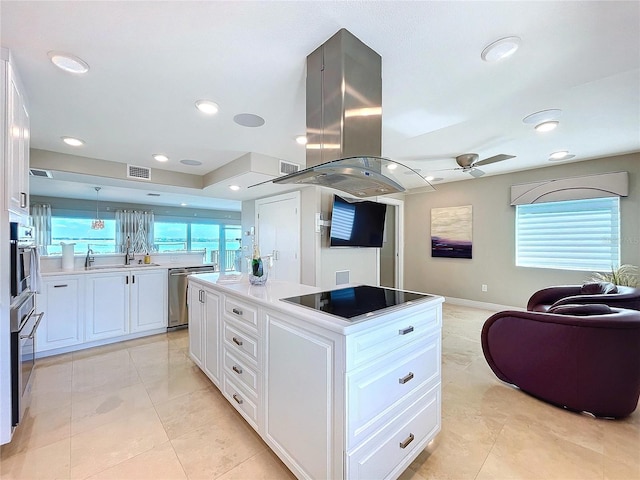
xmin=469 ymin=168 xmax=485 ymax=178
xmin=475 ymin=154 xmax=515 ymax=166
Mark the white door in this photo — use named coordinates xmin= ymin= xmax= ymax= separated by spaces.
xmin=256 ymin=192 xmax=300 ymax=283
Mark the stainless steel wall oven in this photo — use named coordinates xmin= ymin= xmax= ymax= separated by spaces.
xmin=10 ymin=221 xmax=34 ymax=302
xmin=10 ymin=292 xmax=43 ymax=426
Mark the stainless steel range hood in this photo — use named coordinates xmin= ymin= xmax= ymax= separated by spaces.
xmin=254 ymin=29 xmax=432 ymax=197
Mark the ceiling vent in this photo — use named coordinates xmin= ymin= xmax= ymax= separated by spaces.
xmin=29 ymin=168 xmax=53 ymax=178
xmin=127 ymin=164 xmax=151 ymax=181
xmin=280 ymin=160 xmax=300 ymax=175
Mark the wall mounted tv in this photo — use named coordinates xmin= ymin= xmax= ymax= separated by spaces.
xmin=329 ymin=195 xmax=387 ymax=248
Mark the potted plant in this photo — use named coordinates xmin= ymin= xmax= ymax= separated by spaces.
xmin=590 ymin=264 xmax=639 ymax=287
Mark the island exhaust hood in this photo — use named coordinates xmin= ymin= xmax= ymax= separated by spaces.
xmin=254 ymin=29 xmax=432 ymax=197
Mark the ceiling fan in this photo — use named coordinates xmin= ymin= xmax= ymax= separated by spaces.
xmin=448 ymin=153 xmax=515 ymax=178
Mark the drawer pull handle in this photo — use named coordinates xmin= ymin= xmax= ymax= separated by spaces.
xmin=232 ymin=336 xmax=243 ymax=346
xmin=53 ymin=284 xmax=68 ymax=288
xmin=232 ymin=393 xmax=243 ymax=405
xmin=399 ymin=433 xmax=415 ymax=449
xmin=232 ymin=365 xmax=243 ymax=374
xmin=399 ymin=372 xmax=414 ymax=384
xmin=232 ymin=308 xmax=243 ymax=316
xmin=399 ymin=326 xmax=414 ymax=335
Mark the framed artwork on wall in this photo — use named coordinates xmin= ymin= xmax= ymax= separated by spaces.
xmin=431 ymin=205 xmax=473 ymax=259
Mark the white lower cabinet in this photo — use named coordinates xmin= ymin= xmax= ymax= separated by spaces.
xmin=130 ymin=269 xmax=168 ymax=333
xmin=36 ymin=267 xmax=168 ymax=355
xmin=187 ymin=277 xmax=443 ymax=480
xmin=36 ymin=275 xmax=84 ymax=353
xmin=85 ymin=271 xmax=130 ymax=341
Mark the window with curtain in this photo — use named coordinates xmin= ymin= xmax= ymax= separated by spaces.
xmin=515 ymin=197 xmax=620 ymax=271
xmin=31 ymin=204 xmax=52 ymax=254
xmin=115 ymin=210 xmax=155 ymax=253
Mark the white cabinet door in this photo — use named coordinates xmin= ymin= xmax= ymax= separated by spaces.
xmin=188 ymin=282 xmax=204 ymax=367
xmin=130 ymin=269 xmax=167 ymax=333
xmin=36 ymin=276 xmax=83 ymax=352
xmin=203 ymin=288 xmax=221 ymax=385
xmin=265 ymin=311 xmax=339 ymax=480
xmin=5 ymin=61 xmax=29 ymax=217
xmin=85 ymin=272 xmax=129 ymax=341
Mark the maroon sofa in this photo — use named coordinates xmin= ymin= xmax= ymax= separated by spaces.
xmin=481 ymin=304 xmax=640 ymax=418
xmin=527 ymin=283 xmax=640 ymax=312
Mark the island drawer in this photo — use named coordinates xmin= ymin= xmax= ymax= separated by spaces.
xmin=346 ymin=383 xmax=440 ymax=480
xmin=223 ymin=375 xmax=258 ymax=429
xmin=345 ymin=305 xmax=440 ymax=371
xmin=346 ymin=333 xmax=440 ymax=447
xmin=223 ymin=348 xmax=259 ymax=396
xmin=223 ymin=321 xmax=260 ymax=366
xmin=224 ymin=295 xmax=258 ymax=332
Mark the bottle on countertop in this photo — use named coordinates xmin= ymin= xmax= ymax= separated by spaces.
xmin=144 ymin=252 xmax=151 ymax=264
xmin=251 ymin=244 xmax=263 ymax=277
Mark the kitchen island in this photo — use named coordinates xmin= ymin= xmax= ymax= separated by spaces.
xmin=187 ymin=273 xmax=443 ymax=480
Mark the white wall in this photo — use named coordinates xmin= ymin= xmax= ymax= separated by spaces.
xmin=403 ymin=153 xmax=640 ymax=308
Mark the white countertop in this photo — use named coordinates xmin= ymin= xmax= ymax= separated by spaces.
xmin=41 ymin=263 xmax=215 ymax=276
xmin=189 ymin=273 xmax=444 ymax=335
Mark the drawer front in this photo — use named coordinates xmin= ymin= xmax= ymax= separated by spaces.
xmin=223 ymin=376 xmax=259 ymax=429
xmin=224 ymin=296 xmax=258 ymax=332
xmin=347 ymin=335 xmax=440 ymax=446
xmin=346 ymin=305 xmax=440 ymax=371
xmin=223 ymin=348 xmax=259 ymax=396
xmin=224 ymin=322 xmax=260 ymax=366
xmin=347 ymin=384 xmax=441 ymax=480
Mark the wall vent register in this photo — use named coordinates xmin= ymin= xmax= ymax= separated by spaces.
xmin=281 ymin=285 xmax=434 ymax=322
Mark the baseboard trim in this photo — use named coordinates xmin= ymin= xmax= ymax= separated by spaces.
xmin=444 ymin=296 xmax=524 ymax=312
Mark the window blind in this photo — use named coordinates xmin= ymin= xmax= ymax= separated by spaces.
xmin=515 ymin=197 xmax=620 ymax=271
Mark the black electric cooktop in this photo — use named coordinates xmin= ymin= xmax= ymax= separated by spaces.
xmin=280 ymin=285 xmax=434 ymax=322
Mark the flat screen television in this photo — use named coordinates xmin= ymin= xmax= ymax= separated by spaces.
xmin=329 ymin=195 xmax=387 ymax=248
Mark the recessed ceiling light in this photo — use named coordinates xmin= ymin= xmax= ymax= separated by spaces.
xmin=180 ymin=203 xmax=187 ymax=207
xmin=229 ymin=185 xmax=241 ymax=191
xmin=523 ymin=109 xmax=562 ymax=125
xmin=296 ymin=135 xmax=308 ymax=145
xmin=535 ymin=121 xmax=559 ymax=132
xmin=425 ymin=175 xmax=434 ymax=182
xmin=61 ymin=136 xmax=84 ymax=146
xmin=549 ymin=151 xmax=576 ymax=161
xmin=386 ymin=164 xmax=398 ymax=170
xmin=47 ymin=51 xmax=89 ymax=74
xmin=195 ymin=100 xmax=219 ymax=115
xmin=153 ymin=154 xmax=169 ymax=162
xmin=180 ymin=159 xmax=202 ymax=166
xmin=234 ymin=113 xmax=265 ymax=128
xmin=481 ymin=36 xmax=521 ymax=63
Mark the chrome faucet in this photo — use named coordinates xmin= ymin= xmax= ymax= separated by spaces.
xmin=125 ymin=236 xmax=134 ymax=265
xmin=85 ymin=245 xmax=95 ymax=269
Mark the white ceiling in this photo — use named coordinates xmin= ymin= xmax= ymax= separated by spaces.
xmin=2 ymin=1 xmax=639 ymax=209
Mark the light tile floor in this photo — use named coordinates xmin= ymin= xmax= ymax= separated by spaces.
xmin=1 ymin=304 xmax=638 ymax=479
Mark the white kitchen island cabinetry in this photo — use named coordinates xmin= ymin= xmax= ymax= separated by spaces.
xmin=188 ymin=274 xmax=443 ymax=480
xmin=188 ymin=282 xmax=221 ymax=384
xmin=36 ymin=275 xmax=84 ymax=352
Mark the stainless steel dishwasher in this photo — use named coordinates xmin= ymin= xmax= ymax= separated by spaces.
xmin=168 ymin=265 xmax=217 ymax=329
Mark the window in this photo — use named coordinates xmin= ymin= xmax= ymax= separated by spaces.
xmin=154 ymin=222 xmax=188 ymax=252
xmin=49 ymin=217 xmax=117 ymax=255
xmin=515 ymin=197 xmax=620 ymax=271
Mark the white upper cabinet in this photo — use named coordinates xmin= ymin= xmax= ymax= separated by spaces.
xmin=2 ymin=49 xmax=30 ymax=219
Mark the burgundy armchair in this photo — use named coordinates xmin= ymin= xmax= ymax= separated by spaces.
xmin=527 ymin=283 xmax=640 ymax=312
xmin=481 ymin=305 xmax=640 ymax=418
